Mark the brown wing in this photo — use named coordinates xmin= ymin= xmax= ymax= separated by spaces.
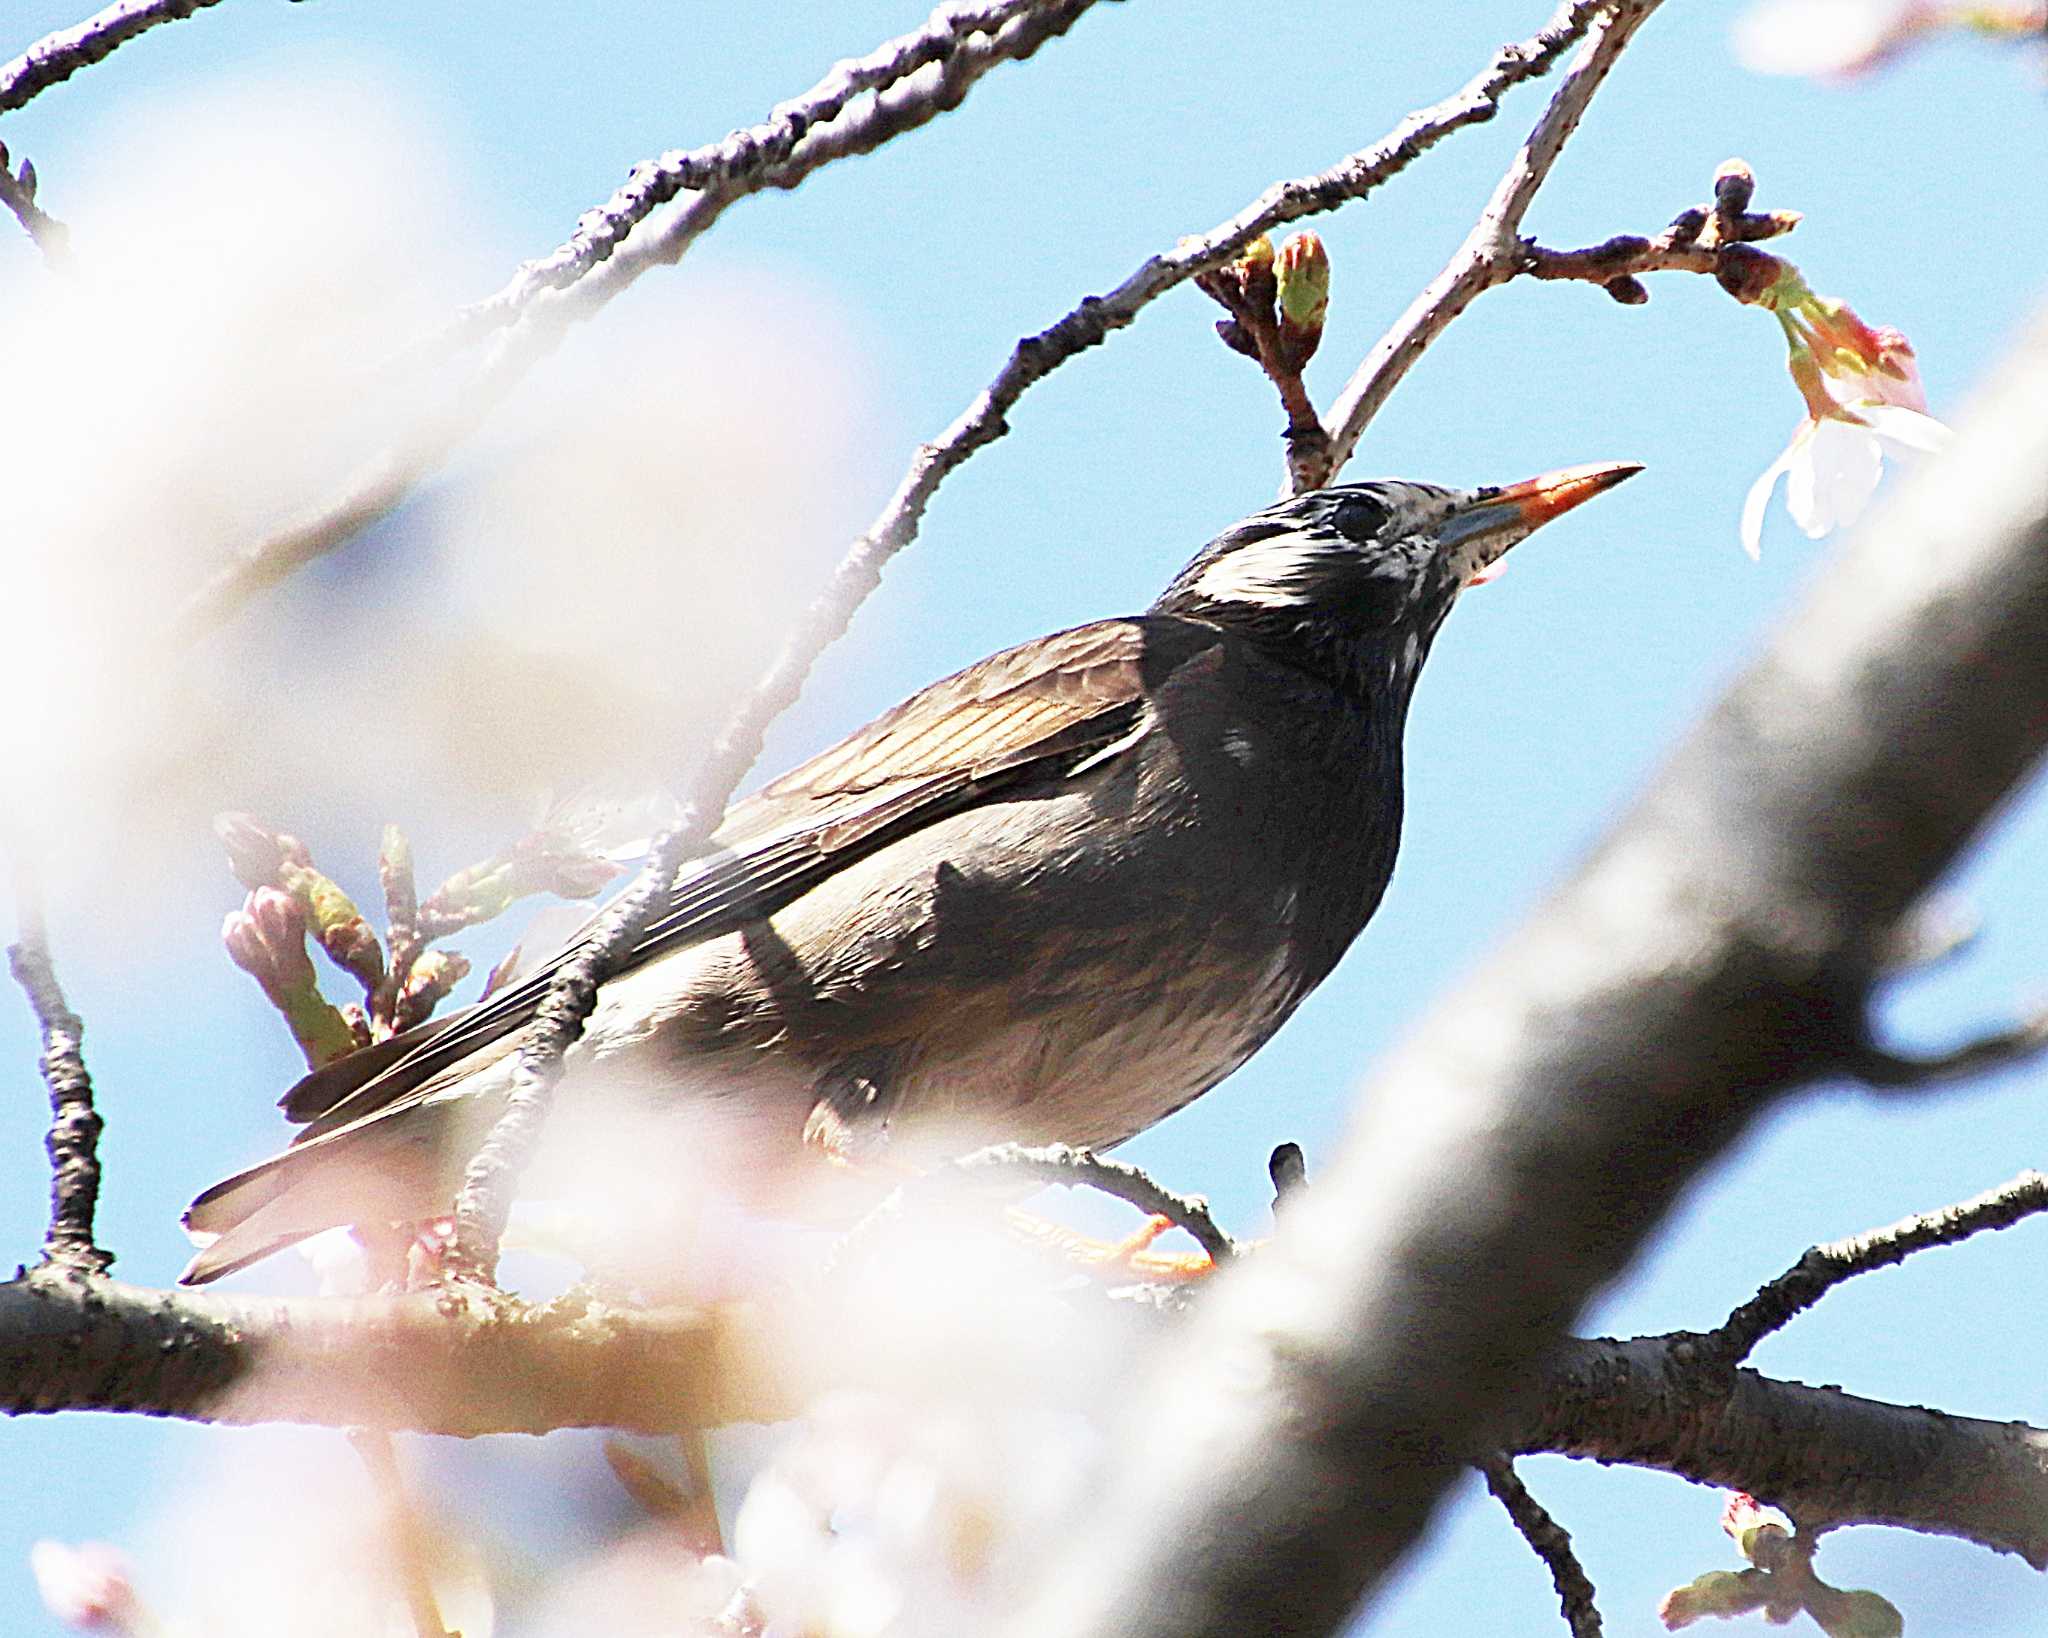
xmin=280 ymin=618 xmax=1200 ymax=1139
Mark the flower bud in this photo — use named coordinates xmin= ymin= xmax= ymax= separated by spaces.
xmin=1821 ymin=1588 xmax=1904 ymax=1638
xmin=1235 ymin=232 xmax=1278 ymax=314
xmin=1721 ymin=1492 xmax=1794 ymax=1564
xmin=1214 ymin=317 xmax=1260 ymax=360
xmin=222 ymin=887 xmax=315 ymax=994
xmin=1713 ymin=157 xmax=1757 ymax=216
xmin=394 ymin=948 xmax=473 ymax=1030
xmin=1274 ymin=231 xmax=1330 ymax=369
xmin=282 ymin=864 xmax=385 ymax=989
xmin=214 ymin=811 xmax=312 ymax=890
xmin=1714 ymin=243 xmax=1784 ymax=306
xmin=1603 ymin=274 xmax=1650 ymax=305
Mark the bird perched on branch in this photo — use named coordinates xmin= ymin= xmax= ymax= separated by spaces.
xmin=182 ymin=463 xmax=1639 ymax=1284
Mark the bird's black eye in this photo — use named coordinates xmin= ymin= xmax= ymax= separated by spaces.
xmin=1328 ymin=492 xmax=1391 ymax=544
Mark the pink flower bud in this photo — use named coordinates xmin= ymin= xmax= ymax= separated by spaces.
xmin=213 ymin=812 xmax=310 ymax=890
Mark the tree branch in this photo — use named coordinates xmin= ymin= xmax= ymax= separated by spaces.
xmin=348 ymin=1428 xmax=454 ymax=1638
xmin=1707 ymin=1169 xmax=2048 ymax=1363
xmin=0 ymin=0 xmax=230 ymax=117
xmin=444 ymin=821 xmax=700 ymax=1279
xmin=434 ymin=0 xmax=1099 ymax=352
xmin=0 ymin=1273 xmax=798 ymax=1434
xmin=1521 ymin=1336 xmax=2048 ymax=1569
xmin=1479 ymin=1457 xmax=1603 ymax=1637
xmin=1320 ymin=0 xmax=1663 ymax=485
xmin=8 ymin=884 xmax=111 ymax=1277
xmin=1002 ymin=298 xmax=2048 ymax=1636
xmin=949 ymin=1142 xmax=1237 ymax=1265
xmin=170 ymin=0 xmax=1110 ymax=642
xmin=173 ymin=0 xmax=1603 ymax=641
xmin=7 ymin=1273 xmax=2046 ymax=1573
xmin=0 ymin=140 xmax=70 ymax=265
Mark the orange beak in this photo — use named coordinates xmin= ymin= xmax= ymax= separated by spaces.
xmin=1444 ymin=461 xmax=1642 ymax=586
xmin=1487 ymin=461 xmax=1644 ymax=529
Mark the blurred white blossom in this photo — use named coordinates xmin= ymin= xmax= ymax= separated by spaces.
xmin=733 ymin=1389 xmax=1096 ymax=1638
xmin=29 ymin=1540 xmax=149 ymax=1634
xmin=1734 ymin=0 xmax=2045 ymax=77
xmin=1734 ymin=0 xmax=1934 ymax=75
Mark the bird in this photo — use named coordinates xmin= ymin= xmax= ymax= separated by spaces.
xmin=181 ymin=463 xmax=1639 ymax=1284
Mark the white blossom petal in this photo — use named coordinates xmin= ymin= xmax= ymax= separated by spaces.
xmin=1857 ymin=401 xmax=1953 ymax=455
xmin=1740 ymin=428 xmax=1808 ymax=559
xmin=1791 ymin=416 xmax=1884 ymax=537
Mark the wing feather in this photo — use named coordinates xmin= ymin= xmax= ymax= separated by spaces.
xmin=276 ymin=618 xmax=1195 ymax=1144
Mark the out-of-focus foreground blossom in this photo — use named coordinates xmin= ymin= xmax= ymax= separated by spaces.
xmin=29 ymin=1541 xmax=149 ymax=1634
xmin=1734 ymin=0 xmax=2047 ymax=78
xmin=733 ymin=1389 xmax=1097 ymax=1638
xmin=1740 ymin=267 xmax=1951 ymax=557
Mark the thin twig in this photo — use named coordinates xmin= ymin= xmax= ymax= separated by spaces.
xmin=1319 ymin=0 xmax=1664 ymax=486
xmin=443 ymin=822 xmax=699 ymax=1282
xmin=432 ymin=0 xmax=1088 ymax=353
xmin=1708 ymin=1170 xmax=2048 ymax=1363
xmin=1479 ymin=1457 xmax=1603 ymax=1637
xmin=8 ymin=879 xmax=111 ymax=1276
xmin=952 ymin=1142 xmax=1237 ymax=1264
xmin=0 ymin=145 xmax=70 ymax=266
xmin=347 ymin=1428 xmax=455 ymax=1638
xmin=175 ymin=0 xmax=1598 ymax=640
xmin=171 ymin=0 xmax=1106 ymax=641
xmin=1847 ymin=1006 xmax=2048 ymax=1090
xmin=0 ymin=0 xmax=231 ymax=116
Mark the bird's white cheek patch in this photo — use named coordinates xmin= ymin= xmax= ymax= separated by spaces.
xmin=1190 ymin=536 xmax=1340 ymax=608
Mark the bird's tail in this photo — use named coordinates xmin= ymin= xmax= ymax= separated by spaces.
xmin=179 ymin=1099 xmax=470 ymax=1284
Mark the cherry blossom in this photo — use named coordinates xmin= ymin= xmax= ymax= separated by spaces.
xmin=1739 ymin=273 xmax=1951 ymax=558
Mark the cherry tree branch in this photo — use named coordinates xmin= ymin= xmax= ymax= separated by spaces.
xmin=6 ymin=1272 xmax=2047 ymax=1571
xmin=171 ymin=0 xmax=1110 ymax=642
xmin=1522 ymin=1336 xmax=2048 ymax=1569
xmin=1318 ymin=0 xmax=1664 ymax=485
xmin=173 ymin=0 xmax=1604 ymax=642
xmin=1002 ymin=298 xmax=2048 ymax=1638
xmin=8 ymin=883 xmax=111 ymax=1276
xmin=0 ymin=0 xmax=230 ymax=117
xmin=1480 ymin=1457 xmax=1603 ymax=1638
xmin=1707 ymin=1168 xmax=2048 ymax=1363
xmin=949 ymin=1142 xmax=1237 ymax=1264
xmin=0 ymin=140 xmax=69 ymax=265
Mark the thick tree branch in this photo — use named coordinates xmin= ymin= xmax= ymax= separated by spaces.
xmin=1003 ymin=301 xmax=2048 ymax=1636
xmin=0 ymin=0 xmax=229 ymax=117
xmin=0 ymin=1273 xmax=799 ymax=1434
xmin=7 ymin=1273 xmax=2045 ymax=1573
xmin=1521 ymin=1336 xmax=2048 ymax=1569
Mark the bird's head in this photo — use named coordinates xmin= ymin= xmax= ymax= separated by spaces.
xmin=1153 ymin=461 xmax=1641 ymax=695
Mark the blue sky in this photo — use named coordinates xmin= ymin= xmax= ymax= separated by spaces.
xmin=3 ymin=2 xmax=2048 ymax=1633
